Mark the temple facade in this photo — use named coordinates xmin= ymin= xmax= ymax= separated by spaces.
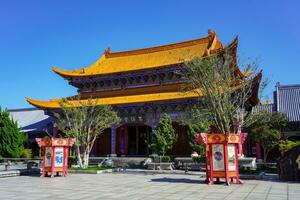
xmin=27 ymin=30 xmax=261 ymax=157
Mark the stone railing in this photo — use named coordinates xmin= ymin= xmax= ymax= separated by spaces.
xmin=0 ymin=158 xmax=42 ymax=171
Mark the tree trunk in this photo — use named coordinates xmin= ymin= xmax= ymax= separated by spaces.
xmin=76 ymin=145 xmax=83 ymax=168
xmin=82 ymin=150 xmax=89 ymax=168
xmin=263 ymin=149 xmax=269 ymax=163
xmin=81 ymin=143 xmax=89 ymax=169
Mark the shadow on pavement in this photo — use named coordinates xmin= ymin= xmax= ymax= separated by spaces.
xmin=151 ymin=177 xmax=204 ymax=184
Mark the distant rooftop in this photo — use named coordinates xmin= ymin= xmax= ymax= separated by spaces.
xmin=8 ymin=108 xmax=54 ymax=132
xmin=275 ymin=83 xmax=300 ymax=122
xmin=253 ymin=83 xmax=300 ymax=122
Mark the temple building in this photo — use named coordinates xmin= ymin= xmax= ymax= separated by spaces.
xmin=26 ymin=30 xmax=261 ymax=157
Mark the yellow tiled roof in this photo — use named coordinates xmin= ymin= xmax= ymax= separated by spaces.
xmin=52 ymin=31 xmax=223 ymax=77
xmin=26 ymin=90 xmax=201 ymax=109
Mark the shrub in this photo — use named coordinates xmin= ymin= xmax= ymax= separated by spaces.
xmin=0 ymin=108 xmax=27 ymax=157
xmin=149 ymin=113 xmax=177 ymax=157
xmin=279 ymin=140 xmax=300 ymax=153
xmin=68 ymin=156 xmax=77 ymax=167
xmin=21 ymin=149 xmax=32 ymax=158
xmin=192 ymin=156 xmax=206 ymax=163
xmin=161 ymin=156 xmax=171 ymax=163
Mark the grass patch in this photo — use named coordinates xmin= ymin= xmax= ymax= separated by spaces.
xmin=70 ymin=166 xmax=113 ymax=171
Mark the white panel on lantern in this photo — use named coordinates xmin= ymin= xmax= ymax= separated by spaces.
xmin=45 ymin=147 xmax=52 ymax=167
xmin=212 ymin=144 xmax=224 ymax=171
xmin=227 ymin=144 xmax=236 ymax=171
xmin=54 ymin=147 xmax=64 ymax=167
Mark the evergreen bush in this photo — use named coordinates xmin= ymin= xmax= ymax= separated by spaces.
xmin=0 ymin=108 xmax=27 ymax=158
xmin=150 ymin=113 xmax=177 ymax=157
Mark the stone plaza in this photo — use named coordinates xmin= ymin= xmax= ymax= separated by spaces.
xmin=0 ymin=173 xmax=299 ymax=200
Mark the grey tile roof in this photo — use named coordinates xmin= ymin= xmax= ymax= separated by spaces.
xmin=252 ymin=103 xmax=274 ymax=113
xmin=275 ymin=84 xmax=300 ymax=122
xmin=8 ymin=108 xmax=54 ymax=132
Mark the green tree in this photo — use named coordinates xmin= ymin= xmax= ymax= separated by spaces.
xmin=0 ymin=108 xmax=27 ymax=158
xmin=150 ymin=113 xmax=177 ymax=157
xmin=279 ymin=140 xmax=300 ymax=153
xmin=55 ymin=98 xmax=120 ymax=168
xmin=181 ymin=51 xmax=263 ymax=134
xmin=186 ymin=108 xmax=211 ymax=155
xmin=246 ymin=111 xmax=288 ymax=162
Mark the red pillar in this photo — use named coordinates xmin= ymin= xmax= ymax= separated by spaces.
xmin=51 ymin=146 xmax=55 ymax=177
xmin=53 ymin=127 xmax=58 ymax=138
xmin=223 ymin=143 xmax=229 ymax=185
xmin=124 ymin=125 xmax=128 ymax=156
xmin=110 ymin=125 xmax=117 ymax=157
xmin=208 ymin=145 xmax=214 ymax=185
xmin=256 ymin=143 xmax=262 ymax=161
xmin=235 ymin=143 xmax=242 ymax=184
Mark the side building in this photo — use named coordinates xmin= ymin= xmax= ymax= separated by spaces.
xmin=26 ymin=30 xmax=261 ymax=157
xmin=251 ymin=83 xmax=300 ymax=160
xmin=8 ymin=108 xmax=54 ymax=156
xmin=253 ymin=83 xmax=300 ymax=138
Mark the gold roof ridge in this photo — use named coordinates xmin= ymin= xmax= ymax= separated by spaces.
xmin=52 ymin=30 xmax=223 ymax=77
xmin=106 ymin=36 xmax=212 ymax=58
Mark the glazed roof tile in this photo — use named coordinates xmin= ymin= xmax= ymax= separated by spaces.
xmin=52 ymin=31 xmax=222 ymax=77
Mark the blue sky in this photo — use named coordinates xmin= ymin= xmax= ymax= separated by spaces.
xmin=0 ymin=0 xmax=299 ymax=109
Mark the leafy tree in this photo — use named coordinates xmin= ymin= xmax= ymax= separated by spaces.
xmin=181 ymin=51 xmax=263 ymax=134
xmin=186 ymin=108 xmax=211 ymax=156
xmin=55 ymin=98 xmax=120 ymax=168
xmin=0 ymin=107 xmax=27 ymax=158
xmin=246 ymin=111 xmax=288 ymax=162
xmin=279 ymin=140 xmax=300 ymax=153
xmin=150 ymin=113 xmax=177 ymax=157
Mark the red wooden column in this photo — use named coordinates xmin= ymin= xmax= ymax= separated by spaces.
xmin=110 ymin=125 xmax=117 ymax=157
xmin=53 ymin=127 xmax=58 ymax=138
xmin=124 ymin=125 xmax=128 ymax=156
xmin=223 ymin=143 xmax=229 ymax=185
xmin=41 ymin=147 xmax=46 ymax=177
xmin=50 ymin=145 xmax=55 ymax=178
xmin=235 ymin=143 xmax=242 ymax=184
xmin=256 ymin=143 xmax=263 ymax=161
xmin=208 ymin=145 xmax=214 ymax=185
xmin=204 ymin=144 xmax=209 ymax=183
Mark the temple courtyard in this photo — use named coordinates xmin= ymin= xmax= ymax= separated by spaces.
xmin=0 ymin=173 xmax=299 ymax=200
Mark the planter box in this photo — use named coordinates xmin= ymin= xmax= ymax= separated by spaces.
xmin=147 ymin=163 xmax=173 ymax=170
xmin=238 ymin=157 xmax=257 ymax=169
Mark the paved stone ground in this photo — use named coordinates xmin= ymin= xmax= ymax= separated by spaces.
xmin=0 ymin=173 xmax=299 ymax=200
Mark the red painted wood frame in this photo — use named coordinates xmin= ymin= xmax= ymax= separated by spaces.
xmin=194 ymin=133 xmax=247 ymax=185
xmin=36 ymin=138 xmax=75 ymax=178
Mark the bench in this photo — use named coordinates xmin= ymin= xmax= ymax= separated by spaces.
xmin=238 ymin=157 xmax=257 ymax=169
xmin=174 ymin=157 xmax=193 ymax=169
xmin=147 ymin=163 xmax=173 ymax=170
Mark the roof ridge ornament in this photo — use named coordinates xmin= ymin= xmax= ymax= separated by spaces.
xmin=208 ymin=29 xmax=215 ymax=37
xmin=104 ymin=47 xmax=111 ymax=56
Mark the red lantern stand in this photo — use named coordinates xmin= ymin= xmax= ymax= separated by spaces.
xmin=195 ymin=133 xmax=247 ymax=185
xmin=36 ymin=138 xmax=75 ymax=178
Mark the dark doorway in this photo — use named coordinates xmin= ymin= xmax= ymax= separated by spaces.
xmin=127 ymin=126 xmax=137 ymax=155
xmin=127 ymin=125 xmax=151 ymax=156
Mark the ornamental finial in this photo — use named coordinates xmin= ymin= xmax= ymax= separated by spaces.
xmin=208 ymin=29 xmax=215 ymax=36
xmin=104 ymin=47 xmax=111 ymax=56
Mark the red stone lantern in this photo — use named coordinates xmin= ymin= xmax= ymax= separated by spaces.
xmin=194 ymin=133 xmax=247 ymax=185
xmin=36 ymin=138 xmax=75 ymax=177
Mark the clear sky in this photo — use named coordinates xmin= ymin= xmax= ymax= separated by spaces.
xmin=0 ymin=0 xmax=299 ymax=109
